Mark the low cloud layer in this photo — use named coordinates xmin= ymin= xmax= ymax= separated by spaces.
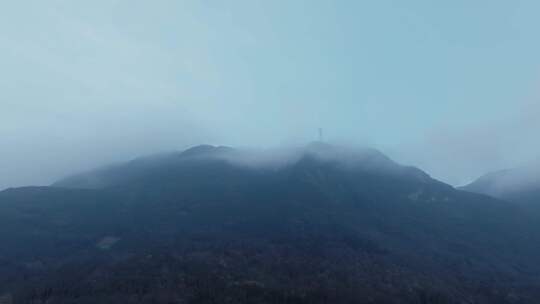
xmin=1 ymin=1 xmax=540 ymax=189
xmin=392 ymin=101 xmax=540 ymax=186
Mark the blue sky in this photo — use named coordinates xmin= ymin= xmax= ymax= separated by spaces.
xmin=1 ymin=0 xmax=540 ymax=188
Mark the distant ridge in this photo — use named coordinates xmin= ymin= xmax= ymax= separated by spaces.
xmin=461 ymin=164 xmax=540 ymax=205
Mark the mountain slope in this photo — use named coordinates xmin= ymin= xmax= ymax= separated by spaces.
xmin=2 ymin=144 xmax=540 ymax=303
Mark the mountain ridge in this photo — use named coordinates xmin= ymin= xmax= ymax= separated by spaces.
xmin=461 ymin=164 xmax=540 ymax=205
xmin=52 ymin=143 xmax=439 ymax=190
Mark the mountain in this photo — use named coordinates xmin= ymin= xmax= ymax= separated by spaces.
xmin=2 ymin=144 xmax=540 ymax=303
xmin=461 ymin=164 xmax=540 ymax=205
xmin=52 ymin=144 xmax=238 ymax=189
xmin=52 ymin=143 xmax=431 ymax=190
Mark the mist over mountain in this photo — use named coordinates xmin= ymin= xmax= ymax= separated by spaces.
xmin=3 ymin=1 xmax=540 ymax=191
xmin=53 ymin=143 xmax=432 ymax=190
xmin=461 ymin=163 xmax=540 ymax=205
xmin=3 ymin=1 xmax=540 ymax=303
xmin=2 ymin=144 xmax=540 ymax=303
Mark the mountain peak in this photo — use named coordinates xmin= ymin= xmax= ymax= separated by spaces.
xmin=179 ymin=144 xmax=234 ymax=158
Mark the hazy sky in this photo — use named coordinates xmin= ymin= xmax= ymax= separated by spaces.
xmin=1 ymin=0 xmax=540 ymax=189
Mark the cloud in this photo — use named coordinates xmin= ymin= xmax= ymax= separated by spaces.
xmin=394 ymin=101 xmax=540 ymax=186
xmin=2 ymin=0 xmax=540 ymax=190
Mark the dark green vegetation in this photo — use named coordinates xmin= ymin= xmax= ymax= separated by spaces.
xmin=1 ymin=144 xmax=540 ymax=303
